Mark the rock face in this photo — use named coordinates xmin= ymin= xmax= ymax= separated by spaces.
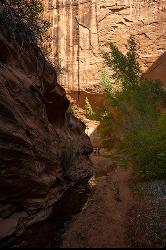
xmin=0 ymin=3 xmax=93 ymax=244
xmin=44 ymin=0 xmax=166 ymax=93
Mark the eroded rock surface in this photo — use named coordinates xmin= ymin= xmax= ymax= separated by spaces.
xmin=44 ymin=0 xmax=166 ymax=93
xmin=0 ymin=3 xmax=93 ymax=244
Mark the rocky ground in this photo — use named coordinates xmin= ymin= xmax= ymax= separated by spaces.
xmin=128 ymin=179 xmax=166 ymax=248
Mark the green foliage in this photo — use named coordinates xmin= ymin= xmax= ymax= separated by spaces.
xmin=99 ymin=35 xmax=166 ymax=179
xmin=123 ymin=114 xmax=166 ymax=178
xmin=101 ymin=35 xmax=140 ymax=89
xmin=4 ymin=0 xmax=50 ymax=46
xmin=85 ymin=97 xmax=96 ymax=119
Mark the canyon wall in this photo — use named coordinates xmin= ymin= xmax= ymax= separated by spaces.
xmin=0 ymin=2 xmax=93 ymax=244
xmin=44 ymin=0 xmax=166 ymax=94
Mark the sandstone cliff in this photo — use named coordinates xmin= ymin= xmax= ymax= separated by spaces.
xmin=44 ymin=0 xmax=166 ymax=94
xmin=0 ymin=2 xmax=93 ymax=244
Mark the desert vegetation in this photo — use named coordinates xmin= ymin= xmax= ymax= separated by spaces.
xmin=0 ymin=0 xmax=50 ymax=55
xmin=86 ymin=35 xmax=166 ymax=179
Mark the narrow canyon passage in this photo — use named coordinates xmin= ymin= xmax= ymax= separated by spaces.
xmin=1 ymin=1 xmax=166 ymax=248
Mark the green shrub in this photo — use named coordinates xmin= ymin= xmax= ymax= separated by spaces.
xmin=2 ymin=0 xmax=50 ymax=48
xmin=97 ymin=35 xmax=166 ymax=179
xmin=85 ymin=97 xmax=96 ymax=119
xmin=122 ymin=114 xmax=166 ymax=178
xmin=11 ymin=0 xmax=49 ymax=39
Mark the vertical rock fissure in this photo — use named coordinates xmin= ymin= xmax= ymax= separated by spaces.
xmin=44 ymin=0 xmax=166 ymax=92
xmin=75 ymin=16 xmax=80 ymax=101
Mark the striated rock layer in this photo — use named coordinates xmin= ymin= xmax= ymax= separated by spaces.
xmin=0 ymin=3 xmax=93 ymax=243
xmin=44 ymin=0 xmax=166 ymax=93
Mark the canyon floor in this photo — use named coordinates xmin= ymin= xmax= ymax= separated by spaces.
xmin=60 ymin=153 xmax=166 ymax=248
xmin=9 ymin=152 xmax=166 ymax=248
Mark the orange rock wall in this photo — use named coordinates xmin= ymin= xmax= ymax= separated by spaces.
xmin=44 ymin=0 xmax=166 ymax=92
